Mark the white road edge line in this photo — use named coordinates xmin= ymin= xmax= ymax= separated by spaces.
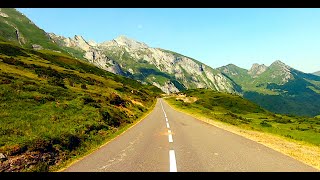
xmin=168 ymin=134 xmax=173 ymax=143
xmin=166 ymin=122 xmax=170 ymax=129
xmin=169 ymin=150 xmax=177 ymax=172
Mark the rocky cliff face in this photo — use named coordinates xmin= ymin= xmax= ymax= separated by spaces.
xmin=248 ymin=63 xmax=267 ymax=78
xmin=48 ymin=33 xmax=124 ymax=75
xmin=268 ymin=60 xmax=293 ymax=84
xmin=49 ymin=34 xmax=239 ymax=94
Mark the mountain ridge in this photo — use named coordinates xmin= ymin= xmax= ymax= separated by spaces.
xmin=48 ymin=33 xmax=240 ymax=94
xmin=1 ymin=8 xmax=320 ymax=116
xmin=313 ymin=71 xmax=320 ymax=76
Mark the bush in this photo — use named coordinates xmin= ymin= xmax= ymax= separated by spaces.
xmin=32 ymin=162 xmax=49 ymax=172
xmin=260 ymin=120 xmax=272 ymax=127
xmin=68 ymin=79 xmax=75 ymax=87
xmin=48 ymin=77 xmax=66 ymax=89
xmin=82 ymin=96 xmax=95 ymax=105
xmin=274 ymin=118 xmax=293 ymax=124
xmin=100 ymin=109 xmax=120 ymax=127
xmin=110 ymin=93 xmax=126 ymax=106
xmin=81 ymin=84 xmax=87 ymax=89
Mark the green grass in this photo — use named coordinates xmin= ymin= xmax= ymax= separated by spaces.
xmin=166 ymin=88 xmax=320 ymax=146
xmin=0 ymin=9 xmax=61 ymax=51
xmin=218 ymin=63 xmax=320 ymax=117
xmin=0 ymin=8 xmax=86 ymax=61
xmin=0 ymin=42 xmax=162 ymax=172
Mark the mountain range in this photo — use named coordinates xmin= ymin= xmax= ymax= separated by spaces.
xmin=1 ymin=8 xmax=320 ymax=117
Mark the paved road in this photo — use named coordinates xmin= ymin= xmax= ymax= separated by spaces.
xmin=64 ymin=98 xmax=318 ymax=172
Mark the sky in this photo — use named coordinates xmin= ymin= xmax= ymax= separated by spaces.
xmin=17 ymin=8 xmax=320 ymax=73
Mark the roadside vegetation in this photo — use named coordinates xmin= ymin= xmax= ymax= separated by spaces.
xmin=165 ymin=88 xmax=320 ymax=169
xmin=0 ymin=41 xmax=162 ymax=172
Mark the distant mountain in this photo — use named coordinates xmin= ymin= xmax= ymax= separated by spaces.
xmin=313 ymin=71 xmax=320 ymax=76
xmin=1 ymin=8 xmax=320 ymax=117
xmin=217 ymin=61 xmax=320 ymax=116
xmin=0 ymin=8 xmax=241 ymax=94
xmin=48 ymin=33 xmax=241 ymax=94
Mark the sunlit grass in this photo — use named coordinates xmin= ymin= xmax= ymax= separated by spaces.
xmin=164 ymin=89 xmax=320 ymax=170
xmin=0 ymin=42 xmax=162 ymax=171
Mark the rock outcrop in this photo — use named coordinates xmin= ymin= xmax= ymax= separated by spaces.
xmin=32 ymin=44 xmax=43 ymax=50
xmin=248 ymin=63 xmax=267 ymax=77
xmin=49 ymin=34 xmax=239 ymax=94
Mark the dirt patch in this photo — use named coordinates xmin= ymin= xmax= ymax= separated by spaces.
xmin=175 ymin=96 xmax=198 ymax=103
xmin=131 ymin=100 xmax=144 ymax=107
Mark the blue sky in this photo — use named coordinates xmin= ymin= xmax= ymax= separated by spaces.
xmin=17 ymin=8 xmax=320 ymax=73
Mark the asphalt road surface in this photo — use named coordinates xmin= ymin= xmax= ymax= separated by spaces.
xmin=64 ymin=98 xmax=318 ymax=172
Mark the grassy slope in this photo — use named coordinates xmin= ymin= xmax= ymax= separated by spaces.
xmin=166 ymin=89 xmax=320 ymax=146
xmin=0 ymin=9 xmax=62 ymax=50
xmin=0 ymin=9 xmax=86 ymax=62
xmin=218 ymin=64 xmax=278 ymax=95
xmin=102 ymin=47 xmax=186 ymax=90
xmin=218 ymin=64 xmax=320 ymax=117
xmin=164 ymin=88 xmax=320 ymax=169
xmin=0 ymin=41 xmax=162 ymax=172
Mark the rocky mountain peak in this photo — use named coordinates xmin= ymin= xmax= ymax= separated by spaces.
xmin=72 ymin=35 xmax=90 ymax=51
xmin=268 ymin=60 xmax=293 ymax=83
xmin=113 ymin=35 xmax=149 ymax=49
xmin=270 ymin=60 xmax=288 ymax=68
xmin=218 ymin=64 xmax=243 ymax=76
xmin=225 ymin=63 xmax=237 ymax=67
xmin=248 ymin=63 xmax=267 ymax=77
xmin=87 ymin=40 xmax=97 ymax=47
xmin=74 ymin=35 xmax=85 ymax=42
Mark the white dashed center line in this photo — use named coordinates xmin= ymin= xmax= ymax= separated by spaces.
xmin=160 ymin=99 xmax=177 ymax=172
xmin=166 ymin=122 xmax=170 ymax=129
xmin=169 ymin=150 xmax=177 ymax=172
xmin=168 ymin=132 xmax=173 ymax=143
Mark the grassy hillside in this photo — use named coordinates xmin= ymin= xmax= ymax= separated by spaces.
xmin=0 ymin=41 xmax=162 ymax=172
xmin=218 ymin=64 xmax=320 ymax=117
xmin=0 ymin=8 xmax=61 ymax=50
xmin=166 ymin=89 xmax=320 ymax=146
xmin=102 ymin=47 xmax=186 ymax=90
xmin=0 ymin=8 xmax=86 ymax=61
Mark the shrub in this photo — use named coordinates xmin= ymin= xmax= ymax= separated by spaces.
xmin=48 ymin=77 xmax=66 ymax=89
xmin=68 ymin=79 xmax=75 ymax=87
xmin=100 ymin=109 xmax=120 ymax=127
xmin=260 ymin=120 xmax=272 ymax=127
xmin=274 ymin=118 xmax=293 ymax=124
xmin=110 ymin=93 xmax=126 ymax=106
xmin=82 ymin=96 xmax=95 ymax=105
xmin=81 ymin=84 xmax=87 ymax=89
